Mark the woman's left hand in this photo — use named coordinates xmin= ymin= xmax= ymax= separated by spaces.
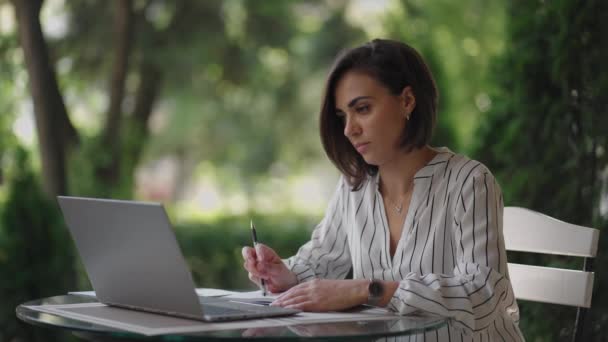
xmin=270 ymin=279 xmax=368 ymax=312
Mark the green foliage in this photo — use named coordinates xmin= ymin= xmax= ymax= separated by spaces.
xmin=40 ymin=0 xmax=369 ymax=196
xmin=67 ymin=133 xmax=139 ymax=200
xmin=0 ymin=29 xmax=19 ymax=186
xmin=473 ymin=0 xmax=608 ymax=340
xmin=142 ymin=3 xmax=367 ymax=189
xmin=0 ymin=148 xmax=75 ymax=342
xmin=382 ymin=0 xmax=507 ymax=152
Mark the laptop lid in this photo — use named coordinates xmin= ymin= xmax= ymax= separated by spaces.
xmin=57 ymin=196 xmax=204 ymax=319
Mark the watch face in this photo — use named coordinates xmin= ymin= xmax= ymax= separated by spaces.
xmin=369 ymin=280 xmax=384 ymax=297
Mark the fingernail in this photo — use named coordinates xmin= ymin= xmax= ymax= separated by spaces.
xmin=255 ymin=246 xmax=264 ymax=261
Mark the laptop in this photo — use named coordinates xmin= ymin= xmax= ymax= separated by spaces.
xmin=57 ymin=196 xmax=299 ymax=322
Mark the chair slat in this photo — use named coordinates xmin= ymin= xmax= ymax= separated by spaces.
xmin=508 ymin=263 xmax=594 ymax=308
xmin=504 ymin=207 xmax=599 ymax=257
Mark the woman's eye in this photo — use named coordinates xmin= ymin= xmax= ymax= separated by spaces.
xmin=355 ymin=105 xmax=370 ymax=113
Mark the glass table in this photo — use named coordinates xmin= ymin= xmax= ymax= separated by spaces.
xmin=17 ymin=295 xmax=447 ymax=341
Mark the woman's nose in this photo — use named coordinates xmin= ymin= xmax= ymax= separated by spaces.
xmin=343 ymin=117 xmax=360 ymax=137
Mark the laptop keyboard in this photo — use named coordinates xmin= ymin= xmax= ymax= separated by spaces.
xmin=201 ymin=304 xmax=249 ymax=316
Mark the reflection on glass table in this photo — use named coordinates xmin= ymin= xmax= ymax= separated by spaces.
xmin=17 ymin=295 xmax=447 ymax=341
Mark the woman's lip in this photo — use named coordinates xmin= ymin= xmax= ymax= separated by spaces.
xmin=355 ymin=142 xmax=370 ymax=153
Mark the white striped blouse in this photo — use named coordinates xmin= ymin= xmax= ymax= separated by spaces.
xmin=285 ymin=147 xmax=525 ymax=341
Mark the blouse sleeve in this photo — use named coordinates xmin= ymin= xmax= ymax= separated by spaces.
xmin=283 ymin=177 xmax=352 ymax=283
xmin=387 ymin=169 xmax=520 ymax=334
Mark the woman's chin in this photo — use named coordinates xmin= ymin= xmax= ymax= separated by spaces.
xmin=361 ymin=155 xmax=380 ymax=166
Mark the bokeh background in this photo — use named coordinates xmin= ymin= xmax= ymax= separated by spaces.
xmin=1 ymin=0 xmax=607 ymax=341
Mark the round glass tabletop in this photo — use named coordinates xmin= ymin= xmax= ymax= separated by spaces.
xmin=17 ymin=295 xmax=447 ymax=341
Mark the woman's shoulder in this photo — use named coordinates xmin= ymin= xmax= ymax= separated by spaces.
xmin=432 ymin=147 xmax=496 ymax=183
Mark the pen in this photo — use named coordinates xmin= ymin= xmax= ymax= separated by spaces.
xmin=250 ymin=220 xmax=267 ymax=296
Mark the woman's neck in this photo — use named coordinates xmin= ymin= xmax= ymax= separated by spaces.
xmin=378 ymin=145 xmax=437 ymax=199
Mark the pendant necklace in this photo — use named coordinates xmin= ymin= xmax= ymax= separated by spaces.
xmin=388 ymin=198 xmax=404 ymax=213
xmin=384 ymin=180 xmax=413 ymax=215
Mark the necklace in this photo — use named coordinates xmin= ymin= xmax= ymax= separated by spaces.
xmin=387 ymin=198 xmax=404 ymax=213
xmin=382 ymin=180 xmax=414 ymax=215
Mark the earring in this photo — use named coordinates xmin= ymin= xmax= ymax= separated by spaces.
xmin=405 ymin=112 xmax=411 ymax=121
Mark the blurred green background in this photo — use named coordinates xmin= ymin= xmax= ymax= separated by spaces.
xmin=1 ymin=0 xmax=607 ymax=341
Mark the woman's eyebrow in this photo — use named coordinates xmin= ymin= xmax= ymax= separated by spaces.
xmin=335 ymin=96 xmax=374 ymax=113
xmin=347 ymin=96 xmax=373 ymax=108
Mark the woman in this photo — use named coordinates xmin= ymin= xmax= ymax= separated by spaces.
xmin=242 ymin=39 xmax=524 ymax=341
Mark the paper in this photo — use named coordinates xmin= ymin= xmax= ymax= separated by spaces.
xmin=68 ymin=288 xmax=240 ymax=298
xmin=26 ymin=299 xmax=402 ymax=336
xmin=225 ymin=289 xmax=279 ymax=299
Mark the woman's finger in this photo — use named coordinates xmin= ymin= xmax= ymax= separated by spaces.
xmin=248 ymin=272 xmax=262 ymax=285
xmin=245 ymin=258 xmax=258 ymax=269
xmin=273 ymin=293 xmax=309 ymax=307
xmin=244 ymin=262 xmax=264 ymax=278
xmin=275 ymin=283 xmax=306 ymax=301
xmin=255 ymin=244 xmax=279 ymax=262
xmin=241 ymin=246 xmax=256 ymax=260
xmin=243 ymin=260 xmax=255 ymax=273
xmin=266 ymin=283 xmax=283 ymax=294
xmin=261 ymin=262 xmax=288 ymax=276
xmin=285 ymin=300 xmax=315 ymax=311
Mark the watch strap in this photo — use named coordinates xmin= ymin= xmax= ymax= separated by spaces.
xmin=367 ymin=278 xmax=384 ymax=306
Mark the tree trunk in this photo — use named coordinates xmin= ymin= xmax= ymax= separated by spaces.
xmin=99 ymin=0 xmax=134 ymax=185
xmin=126 ymin=62 xmax=162 ymax=169
xmin=12 ymin=0 xmax=77 ymax=198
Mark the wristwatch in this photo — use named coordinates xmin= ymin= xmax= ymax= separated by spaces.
xmin=367 ymin=279 xmax=384 ymax=306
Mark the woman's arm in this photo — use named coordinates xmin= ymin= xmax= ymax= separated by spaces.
xmin=283 ymin=177 xmax=353 ymax=283
xmin=271 ymin=275 xmax=400 ymax=311
xmin=244 ymin=177 xmax=353 ymax=296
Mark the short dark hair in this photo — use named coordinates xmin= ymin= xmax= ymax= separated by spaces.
xmin=319 ymin=39 xmax=438 ymax=190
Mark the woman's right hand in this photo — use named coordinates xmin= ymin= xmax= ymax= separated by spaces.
xmin=242 ymin=244 xmax=298 ymax=293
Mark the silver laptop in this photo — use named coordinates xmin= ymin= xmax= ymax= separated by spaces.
xmin=57 ymin=196 xmax=299 ymax=322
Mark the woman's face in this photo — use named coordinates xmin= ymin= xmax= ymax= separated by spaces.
xmin=334 ymin=70 xmax=415 ymax=166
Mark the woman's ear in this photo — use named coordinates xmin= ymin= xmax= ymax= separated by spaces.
xmin=401 ymin=86 xmax=416 ymax=116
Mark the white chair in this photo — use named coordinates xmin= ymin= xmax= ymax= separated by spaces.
xmin=503 ymin=206 xmax=600 ymax=342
